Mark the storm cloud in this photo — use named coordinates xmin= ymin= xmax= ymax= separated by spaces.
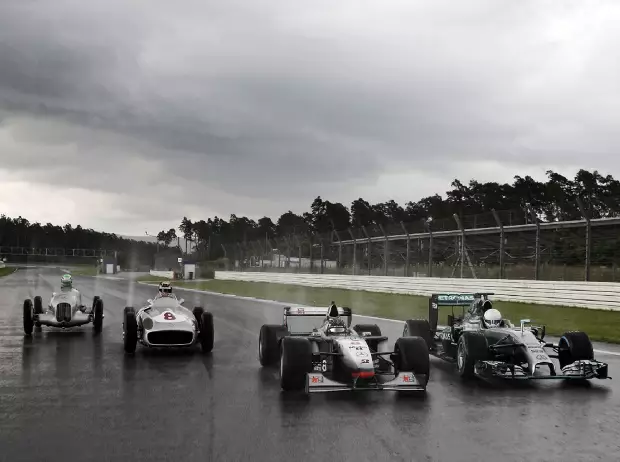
xmin=1 ymin=0 xmax=619 ymax=234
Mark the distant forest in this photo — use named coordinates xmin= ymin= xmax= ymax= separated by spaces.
xmin=2 ymin=169 xmax=619 ymax=265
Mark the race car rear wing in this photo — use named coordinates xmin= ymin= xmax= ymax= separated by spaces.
xmin=283 ymin=306 xmax=353 ymax=333
xmin=428 ymin=293 xmax=494 ymax=333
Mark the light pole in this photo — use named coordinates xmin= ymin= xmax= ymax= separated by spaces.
xmin=145 ymin=231 xmax=160 ymax=253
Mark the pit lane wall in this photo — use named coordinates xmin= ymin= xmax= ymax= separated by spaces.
xmin=213 ymin=271 xmax=620 ymax=311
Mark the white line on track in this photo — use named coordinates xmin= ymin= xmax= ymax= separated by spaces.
xmin=138 ymin=282 xmax=620 ymax=357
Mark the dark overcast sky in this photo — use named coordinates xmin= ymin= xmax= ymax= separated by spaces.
xmin=1 ymin=0 xmax=618 ymax=235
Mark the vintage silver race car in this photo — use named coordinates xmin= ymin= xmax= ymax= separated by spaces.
xmin=23 ymin=290 xmax=104 ymax=335
xmin=122 ymin=294 xmax=214 ymax=354
xmin=259 ymin=303 xmax=430 ymax=393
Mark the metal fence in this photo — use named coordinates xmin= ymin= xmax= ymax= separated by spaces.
xmin=219 ymin=207 xmax=620 ymax=282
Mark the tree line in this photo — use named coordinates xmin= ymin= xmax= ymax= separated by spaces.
xmin=162 ymin=169 xmax=620 ymax=258
xmin=2 ymin=169 xmax=618 ymax=266
xmin=0 ymin=216 xmax=157 ymax=267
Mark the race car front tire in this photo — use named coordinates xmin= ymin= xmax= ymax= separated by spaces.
xmin=280 ymin=337 xmax=313 ymax=391
xmin=123 ymin=307 xmax=138 ymax=354
xmin=199 ymin=311 xmax=214 ymax=353
xmin=33 ymin=296 xmax=43 ymax=315
xmin=558 ymin=331 xmax=594 ymax=369
xmin=457 ymin=332 xmax=488 ymax=378
xmin=23 ymin=299 xmax=34 ymax=336
xmin=93 ymin=298 xmax=104 ymax=333
xmin=259 ymin=324 xmax=288 ymax=366
xmin=92 ymin=296 xmax=100 ymax=312
xmin=393 ymin=337 xmax=430 ymax=386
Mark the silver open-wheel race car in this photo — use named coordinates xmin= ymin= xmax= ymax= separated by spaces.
xmin=402 ymin=293 xmax=610 ymax=382
xmin=259 ymin=303 xmax=430 ymax=394
xmin=122 ymin=287 xmax=214 ymax=355
xmin=23 ymin=274 xmax=104 ymax=335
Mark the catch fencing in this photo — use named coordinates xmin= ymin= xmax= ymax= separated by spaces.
xmin=219 ymin=207 xmax=620 ymax=283
xmin=214 ymin=271 xmax=620 ymax=311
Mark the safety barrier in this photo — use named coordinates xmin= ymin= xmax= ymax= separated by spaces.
xmin=150 ymin=270 xmax=174 ymax=279
xmin=214 ymin=271 xmax=620 ymax=311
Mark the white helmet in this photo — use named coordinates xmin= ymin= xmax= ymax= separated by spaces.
xmin=483 ymin=308 xmax=502 ymax=328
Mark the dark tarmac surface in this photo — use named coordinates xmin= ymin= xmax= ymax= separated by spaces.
xmin=1 ymin=267 xmax=619 ymax=462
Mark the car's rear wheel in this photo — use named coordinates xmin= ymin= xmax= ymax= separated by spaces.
xmin=23 ymin=299 xmax=34 ymax=336
xmin=403 ymin=319 xmax=433 ymax=351
xmin=558 ymin=331 xmax=594 ymax=369
xmin=259 ymin=324 xmax=288 ymax=366
xmin=457 ymin=333 xmax=488 ymax=378
xmin=93 ymin=298 xmax=104 ymax=334
xmin=200 ymin=311 xmax=214 ymax=353
xmin=280 ymin=337 xmax=313 ymax=391
xmin=123 ymin=307 xmax=137 ymax=354
xmin=352 ymin=324 xmax=382 ymax=337
xmin=33 ymin=296 xmax=43 ymax=315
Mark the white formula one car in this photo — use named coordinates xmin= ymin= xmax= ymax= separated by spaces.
xmin=122 ymin=282 xmax=214 ymax=354
xmin=23 ymin=274 xmax=104 ymax=335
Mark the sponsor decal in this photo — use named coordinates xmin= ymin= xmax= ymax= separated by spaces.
xmin=361 ymin=359 xmax=370 ymax=364
xmin=296 ymin=308 xmax=305 ymax=314
xmin=437 ymin=294 xmax=475 ymax=303
xmin=311 ymin=375 xmax=323 ymax=384
xmin=355 ymin=351 xmax=368 ymax=357
xmin=402 ymin=374 xmax=412 ymax=382
xmin=163 ymin=312 xmax=176 ymax=321
xmin=529 ymin=348 xmax=544 ymax=354
xmin=536 ymin=354 xmax=549 ymax=360
xmin=440 ymin=331 xmax=452 ymax=341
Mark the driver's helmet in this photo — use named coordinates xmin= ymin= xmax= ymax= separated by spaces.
xmin=483 ymin=308 xmax=502 ymax=328
xmin=326 ymin=316 xmax=347 ymax=335
xmin=158 ymin=282 xmax=173 ymax=296
xmin=60 ymin=274 xmax=73 ymax=289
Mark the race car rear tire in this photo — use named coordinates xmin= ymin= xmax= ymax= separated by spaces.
xmin=280 ymin=337 xmax=313 ymax=391
xmin=558 ymin=331 xmax=594 ymax=369
xmin=259 ymin=324 xmax=288 ymax=366
xmin=123 ymin=307 xmax=138 ymax=354
xmin=23 ymin=299 xmax=34 ymax=336
xmin=200 ymin=311 xmax=214 ymax=353
xmin=352 ymin=324 xmax=382 ymax=337
xmin=33 ymin=296 xmax=43 ymax=315
xmin=403 ymin=319 xmax=433 ymax=351
xmin=394 ymin=337 xmax=430 ymax=385
xmin=457 ymin=332 xmax=488 ymax=378
xmin=93 ymin=298 xmax=104 ymax=333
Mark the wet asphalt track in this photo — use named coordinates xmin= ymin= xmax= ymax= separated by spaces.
xmin=1 ymin=267 xmax=620 ymax=462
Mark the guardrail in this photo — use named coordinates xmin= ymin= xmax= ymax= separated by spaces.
xmin=214 ymin=272 xmax=620 ymax=311
xmin=150 ymin=270 xmax=174 ymax=279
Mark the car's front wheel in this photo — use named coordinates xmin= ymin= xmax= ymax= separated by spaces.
xmin=93 ymin=298 xmax=104 ymax=334
xmin=457 ymin=333 xmax=488 ymax=378
xmin=199 ymin=311 xmax=214 ymax=353
xmin=123 ymin=307 xmax=137 ymax=354
xmin=23 ymin=299 xmax=34 ymax=336
xmin=280 ymin=337 xmax=313 ymax=392
xmin=259 ymin=324 xmax=288 ymax=366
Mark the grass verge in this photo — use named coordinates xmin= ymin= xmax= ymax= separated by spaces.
xmin=0 ymin=267 xmax=17 ymax=278
xmin=66 ymin=266 xmax=100 ymax=276
xmin=136 ymin=275 xmax=174 ymax=283
xmin=171 ymin=280 xmax=620 ymax=344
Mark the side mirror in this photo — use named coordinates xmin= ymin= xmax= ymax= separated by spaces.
xmin=147 ymin=299 xmax=153 ymax=304
xmin=520 ymin=319 xmax=531 ymax=334
xmin=178 ymin=298 xmax=185 ymax=305
xmin=52 ymin=292 xmax=56 ymax=297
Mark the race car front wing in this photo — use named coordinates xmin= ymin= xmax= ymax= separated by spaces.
xmin=305 ymin=371 xmax=426 ymax=393
xmin=474 ymin=359 xmax=610 ymax=380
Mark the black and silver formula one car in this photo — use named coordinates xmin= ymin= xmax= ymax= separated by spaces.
xmin=259 ymin=302 xmax=430 ymax=393
xmin=402 ymin=293 xmax=610 ymax=382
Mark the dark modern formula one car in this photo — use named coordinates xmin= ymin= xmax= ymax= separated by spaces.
xmin=401 ymin=293 xmax=610 ymax=382
xmin=258 ymin=302 xmax=430 ymax=393
xmin=122 ymin=293 xmax=214 ymax=354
